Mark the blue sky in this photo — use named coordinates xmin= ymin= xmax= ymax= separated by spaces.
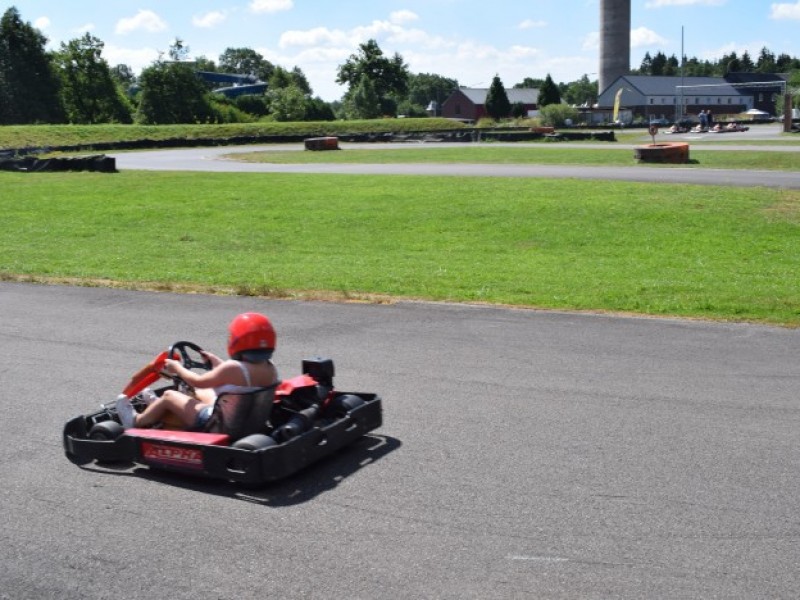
xmin=8 ymin=1 xmax=800 ymax=100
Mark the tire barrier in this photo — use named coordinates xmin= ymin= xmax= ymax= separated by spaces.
xmin=304 ymin=136 xmax=339 ymax=151
xmin=634 ymin=143 xmax=690 ymax=164
xmin=0 ymin=154 xmax=116 ymax=173
xmin=1 ymin=129 xmax=617 ymax=158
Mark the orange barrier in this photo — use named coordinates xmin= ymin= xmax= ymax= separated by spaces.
xmin=304 ymin=136 xmax=339 ymax=151
xmin=634 ymin=142 xmax=690 ymax=164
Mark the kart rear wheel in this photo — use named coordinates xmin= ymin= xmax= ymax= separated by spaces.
xmin=233 ymin=434 xmax=278 ymax=451
xmin=332 ymin=394 xmax=365 ymax=416
xmin=89 ymin=420 xmax=125 ymax=441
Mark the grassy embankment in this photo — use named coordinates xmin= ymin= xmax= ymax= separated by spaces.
xmin=2 ymin=169 xmax=798 ymax=326
xmin=0 ymin=119 xmax=465 ymax=150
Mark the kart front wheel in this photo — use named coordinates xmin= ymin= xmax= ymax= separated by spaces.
xmin=89 ymin=421 xmax=124 ymax=441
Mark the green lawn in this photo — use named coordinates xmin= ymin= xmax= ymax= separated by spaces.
xmin=2 ymin=171 xmax=798 ymax=325
xmin=231 ymin=145 xmax=800 ymax=171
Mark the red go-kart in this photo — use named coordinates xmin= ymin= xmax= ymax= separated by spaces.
xmin=63 ymin=342 xmax=383 ymax=485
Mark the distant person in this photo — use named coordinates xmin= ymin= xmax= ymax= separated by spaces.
xmin=699 ymin=110 xmax=707 ymax=130
xmin=707 ymin=110 xmax=714 ymax=129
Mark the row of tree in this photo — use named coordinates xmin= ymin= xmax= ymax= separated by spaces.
xmin=635 ymin=47 xmax=800 ymax=77
xmin=3 ymin=5 xmax=799 ymax=126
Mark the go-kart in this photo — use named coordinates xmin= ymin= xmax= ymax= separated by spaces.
xmin=63 ymin=342 xmax=382 ymax=485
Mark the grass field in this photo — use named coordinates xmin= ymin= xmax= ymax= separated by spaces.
xmin=2 ymin=170 xmax=798 ymax=326
xmin=232 ymin=145 xmax=800 ymax=171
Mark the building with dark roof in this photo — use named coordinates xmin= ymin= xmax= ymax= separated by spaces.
xmin=597 ymin=74 xmax=787 ymax=123
xmin=441 ymin=87 xmax=539 ymax=122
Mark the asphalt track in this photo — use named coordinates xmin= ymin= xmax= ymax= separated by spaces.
xmin=2 ymin=132 xmax=799 ymax=598
xmin=109 ymin=124 xmax=800 ymax=189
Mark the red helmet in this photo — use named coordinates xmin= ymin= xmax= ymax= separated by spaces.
xmin=227 ymin=312 xmax=276 ymax=357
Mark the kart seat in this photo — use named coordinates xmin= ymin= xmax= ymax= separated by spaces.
xmin=204 ymin=384 xmax=277 ymax=442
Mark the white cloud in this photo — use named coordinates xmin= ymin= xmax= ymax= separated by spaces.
xmin=102 ymin=43 xmax=161 ymax=71
xmin=193 ymin=11 xmax=227 ymax=29
xmin=582 ymin=31 xmax=599 ymax=51
xmin=73 ymin=23 xmax=96 ymax=34
xmin=249 ymin=0 xmax=293 ymax=14
xmin=518 ymin=19 xmax=547 ymax=29
xmin=115 ymin=10 xmax=167 ymax=35
xmin=272 ymin=13 xmax=594 ymax=101
xmin=770 ymin=1 xmax=800 ymax=19
xmin=33 ymin=17 xmax=50 ymax=31
xmin=390 ymin=10 xmax=419 ymax=25
xmin=631 ymin=27 xmax=668 ymax=48
xmin=645 ymin=0 xmax=725 ymax=7
xmin=279 ymin=27 xmax=351 ymax=49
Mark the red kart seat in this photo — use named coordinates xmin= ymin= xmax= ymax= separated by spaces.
xmin=204 ymin=385 xmax=277 ymax=442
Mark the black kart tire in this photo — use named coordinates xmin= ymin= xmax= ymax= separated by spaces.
xmin=233 ymin=434 xmax=278 ymax=451
xmin=89 ymin=420 xmax=125 ymax=441
xmin=332 ymin=394 xmax=365 ymax=415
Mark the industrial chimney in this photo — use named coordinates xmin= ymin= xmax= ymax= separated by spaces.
xmin=599 ymin=0 xmax=630 ymax=95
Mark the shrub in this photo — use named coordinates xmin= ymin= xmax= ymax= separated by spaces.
xmin=539 ymin=104 xmax=579 ymax=127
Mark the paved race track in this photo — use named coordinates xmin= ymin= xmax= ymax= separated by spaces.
xmin=109 ymin=124 xmax=800 ymax=189
xmin=2 ymin=283 xmax=799 ymax=599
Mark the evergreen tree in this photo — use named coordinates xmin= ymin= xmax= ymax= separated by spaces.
xmin=639 ymin=52 xmax=653 ymax=75
xmin=485 ymin=74 xmax=511 ymax=119
xmin=650 ymin=52 xmax=667 ymax=76
xmin=0 ymin=7 xmax=63 ymax=124
xmin=756 ymin=47 xmax=776 ymax=73
xmin=343 ymin=74 xmax=382 ymax=119
xmin=537 ymin=74 xmax=561 ymax=107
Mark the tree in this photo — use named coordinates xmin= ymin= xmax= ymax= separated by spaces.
xmin=342 ymin=74 xmax=382 ymax=119
xmin=639 ymin=52 xmax=653 ymax=75
xmin=0 ymin=7 xmax=63 ymax=124
xmin=484 ymin=74 xmax=511 ymax=120
xmin=399 ymin=73 xmax=458 ymax=116
xmin=664 ymin=54 xmax=679 ymax=76
xmin=539 ymin=103 xmax=578 ymax=127
xmin=53 ymin=34 xmax=132 ymax=123
xmin=650 ymin=51 xmax=667 ymax=76
xmin=168 ymin=38 xmax=190 ymax=62
xmin=218 ymin=47 xmax=274 ymax=81
xmin=304 ymin=96 xmax=335 ymax=121
xmin=337 ymin=39 xmax=409 ymax=117
xmin=562 ymin=74 xmax=597 ymax=106
xmin=136 ymin=60 xmax=214 ymax=124
xmin=265 ymin=85 xmax=306 ymax=121
xmin=514 ymin=77 xmax=545 ymax=89
xmin=537 ymin=74 xmax=561 ymax=107
xmin=269 ymin=65 xmax=312 ymax=95
xmin=756 ymin=47 xmax=776 ymax=73
xmin=111 ymin=64 xmax=136 ymax=88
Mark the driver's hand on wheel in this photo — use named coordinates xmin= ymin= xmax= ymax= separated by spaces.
xmin=200 ymin=350 xmax=222 ymax=367
xmin=163 ymin=358 xmax=180 ymax=375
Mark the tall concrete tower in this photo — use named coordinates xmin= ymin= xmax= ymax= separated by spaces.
xmin=599 ymin=0 xmax=631 ymax=95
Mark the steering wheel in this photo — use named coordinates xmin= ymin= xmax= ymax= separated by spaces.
xmin=165 ymin=341 xmax=213 ymax=390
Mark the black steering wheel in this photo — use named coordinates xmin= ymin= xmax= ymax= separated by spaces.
xmin=166 ymin=341 xmax=213 ymax=390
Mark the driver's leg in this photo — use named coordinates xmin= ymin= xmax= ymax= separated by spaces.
xmin=134 ymin=390 xmax=209 ymax=428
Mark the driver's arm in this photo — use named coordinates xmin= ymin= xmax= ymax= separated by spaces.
xmin=163 ymin=359 xmax=240 ymax=389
